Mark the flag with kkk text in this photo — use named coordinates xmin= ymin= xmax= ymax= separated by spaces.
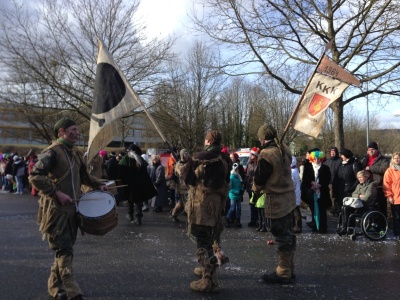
xmin=292 ymin=73 xmax=349 ymax=137
xmin=87 ymin=40 xmax=141 ymax=164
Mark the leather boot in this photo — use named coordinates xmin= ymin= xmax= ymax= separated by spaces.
xmin=48 ymin=257 xmax=65 ymax=299
xmin=262 ymin=251 xmax=294 ymax=284
xmin=56 ymin=255 xmax=82 ymax=299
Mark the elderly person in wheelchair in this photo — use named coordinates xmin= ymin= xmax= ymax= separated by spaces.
xmin=336 ymin=170 xmax=377 ymax=236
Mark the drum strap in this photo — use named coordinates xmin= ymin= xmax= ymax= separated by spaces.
xmin=61 ymin=147 xmax=78 ymax=201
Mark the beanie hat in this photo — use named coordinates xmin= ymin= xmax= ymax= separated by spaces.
xmin=109 ymin=152 xmax=116 ymax=157
xmin=54 ymin=118 xmax=76 ymax=138
xmin=205 ymin=130 xmax=222 ymax=145
xmin=250 ymin=147 xmax=259 ymax=157
xmin=257 ymin=124 xmax=277 ymax=140
xmin=368 ymin=142 xmax=379 ymax=150
xmin=221 ymin=146 xmax=229 ymax=155
xmin=340 ymin=148 xmax=353 ymax=159
xmin=13 ymin=155 xmax=19 ymax=161
xmin=99 ymin=150 xmax=107 ymax=156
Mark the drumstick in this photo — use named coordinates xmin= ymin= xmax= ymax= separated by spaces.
xmin=107 ymin=185 xmax=128 ymax=189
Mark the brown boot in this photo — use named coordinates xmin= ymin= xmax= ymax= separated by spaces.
xmin=262 ymin=251 xmax=294 ymax=284
xmin=193 ymin=267 xmax=203 ymax=277
xmin=56 ymin=255 xmax=82 ymax=299
xmin=48 ymin=257 xmax=63 ymax=298
xmin=190 ymin=264 xmax=213 ymax=292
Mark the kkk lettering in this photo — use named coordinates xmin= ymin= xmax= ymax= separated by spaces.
xmin=315 ymin=81 xmax=339 ymax=95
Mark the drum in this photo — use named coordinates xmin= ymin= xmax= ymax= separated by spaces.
xmin=77 ymin=191 xmax=118 ymax=236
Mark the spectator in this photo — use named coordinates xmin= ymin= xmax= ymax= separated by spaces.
xmin=150 ymin=155 xmax=168 ymax=212
xmin=12 ymin=155 xmax=26 ymax=194
xmin=291 ymin=156 xmax=302 ymax=233
xmin=332 ymin=149 xmax=361 ymax=217
xmin=245 ymin=147 xmax=259 ymax=227
xmin=383 ymin=152 xmax=400 ymax=239
xmin=226 ymin=163 xmax=243 ymax=228
xmin=360 ymin=142 xmax=390 ymax=217
xmin=337 ymin=170 xmax=377 ymax=235
xmin=324 ymin=147 xmax=342 ymax=211
xmin=302 ymin=151 xmax=331 ymax=233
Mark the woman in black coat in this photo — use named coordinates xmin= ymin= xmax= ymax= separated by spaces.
xmin=118 ymin=144 xmax=157 ymax=225
xmin=301 ymin=151 xmax=331 ymax=233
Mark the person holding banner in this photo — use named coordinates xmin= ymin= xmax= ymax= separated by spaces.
xmin=119 ymin=144 xmax=157 ymax=224
xmin=29 ymin=118 xmax=108 ymax=300
xmin=252 ymin=124 xmax=297 ymax=284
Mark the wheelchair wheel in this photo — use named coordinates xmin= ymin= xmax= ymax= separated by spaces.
xmin=362 ymin=211 xmax=388 ymax=241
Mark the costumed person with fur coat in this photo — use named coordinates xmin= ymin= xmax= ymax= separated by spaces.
xmin=182 ymin=130 xmax=230 ymax=293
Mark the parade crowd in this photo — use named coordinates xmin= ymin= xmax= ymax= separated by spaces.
xmin=1 ymin=119 xmax=400 ymax=300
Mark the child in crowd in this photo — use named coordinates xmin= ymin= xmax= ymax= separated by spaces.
xmin=226 ymin=163 xmax=243 ymax=228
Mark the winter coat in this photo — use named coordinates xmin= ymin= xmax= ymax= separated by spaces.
xmin=352 ymin=180 xmax=377 ymax=209
xmin=106 ymin=156 xmax=119 ymax=180
xmin=383 ymin=166 xmax=400 ymax=205
xmin=291 ymin=156 xmax=301 ymax=206
xmin=118 ymin=155 xmax=157 ymax=204
xmin=253 ymin=140 xmax=296 ymax=219
xmin=301 ymin=163 xmax=331 ymax=208
xmin=245 ymin=160 xmax=257 ymax=193
xmin=228 ymin=172 xmax=242 ymax=201
xmin=150 ymin=162 xmax=168 ymax=206
xmin=360 ymin=153 xmax=390 ymax=188
xmin=324 ymin=156 xmax=342 ymax=185
xmin=333 ymin=157 xmax=361 ymax=203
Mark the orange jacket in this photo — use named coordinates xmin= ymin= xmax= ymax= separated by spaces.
xmin=383 ymin=166 xmax=400 ymax=204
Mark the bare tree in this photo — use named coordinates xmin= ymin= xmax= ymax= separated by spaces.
xmin=189 ymin=0 xmax=400 ymax=149
xmin=149 ymin=41 xmax=224 ymax=152
xmin=0 ymin=0 xmax=175 ymax=143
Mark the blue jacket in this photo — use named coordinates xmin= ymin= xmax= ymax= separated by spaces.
xmin=229 ymin=172 xmax=242 ymax=201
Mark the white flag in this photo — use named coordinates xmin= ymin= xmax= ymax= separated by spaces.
xmin=293 ymin=73 xmax=349 ymax=137
xmin=87 ymin=39 xmax=141 ymax=164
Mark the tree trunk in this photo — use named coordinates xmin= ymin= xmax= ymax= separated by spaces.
xmin=331 ymin=97 xmax=345 ymax=150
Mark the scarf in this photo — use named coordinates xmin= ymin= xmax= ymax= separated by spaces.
xmin=393 ymin=164 xmax=400 ymax=172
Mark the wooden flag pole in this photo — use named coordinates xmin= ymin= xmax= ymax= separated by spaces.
xmin=279 ymin=40 xmax=333 ymax=144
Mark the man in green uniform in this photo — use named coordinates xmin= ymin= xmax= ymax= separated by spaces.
xmin=29 ymin=118 xmax=108 ymax=300
xmin=253 ymin=124 xmax=297 ymax=284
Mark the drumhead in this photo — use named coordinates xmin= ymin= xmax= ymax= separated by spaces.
xmin=78 ymin=191 xmax=115 ymax=218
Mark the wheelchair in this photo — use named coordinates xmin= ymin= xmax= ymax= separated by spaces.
xmin=338 ymin=209 xmax=388 ymax=241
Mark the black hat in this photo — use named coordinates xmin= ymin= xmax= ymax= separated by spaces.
xmin=340 ymin=148 xmax=353 ymax=159
xmin=308 ymin=147 xmax=320 ymax=154
xmin=128 ymin=144 xmax=142 ymax=155
xmin=367 ymin=142 xmax=379 ymax=150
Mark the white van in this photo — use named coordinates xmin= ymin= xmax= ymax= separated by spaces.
xmin=236 ymin=148 xmax=251 ymax=171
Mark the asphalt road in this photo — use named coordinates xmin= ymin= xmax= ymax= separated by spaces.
xmin=1 ymin=190 xmax=400 ymax=300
